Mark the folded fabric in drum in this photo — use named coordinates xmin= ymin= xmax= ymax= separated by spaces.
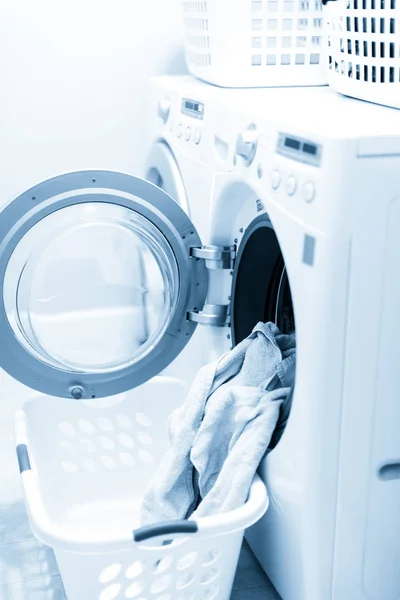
xmin=141 ymin=322 xmax=296 ymax=525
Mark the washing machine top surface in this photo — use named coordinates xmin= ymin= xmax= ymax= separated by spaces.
xmin=157 ymin=76 xmax=400 ymax=158
xmin=152 ymin=75 xmax=235 ymax=100
xmin=221 ymin=85 xmax=400 ymax=148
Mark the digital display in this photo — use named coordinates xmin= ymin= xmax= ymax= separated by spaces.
xmin=302 ymin=142 xmax=318 ymax=156
xmin=181 ymin=98 xmax=205 ymax=120
xmin=185 ymin=101 xmax=199 ymax=111
xmin=285 ymin=137 xmax=301 ymax=151
xmin=277 ymin=133 xmax=321 ymax=166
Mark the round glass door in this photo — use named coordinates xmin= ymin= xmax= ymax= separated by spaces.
xmin=5 ymin=203 xmax=178 ymax=372
xmin=0 ymin=171 xmax=207 ymax=399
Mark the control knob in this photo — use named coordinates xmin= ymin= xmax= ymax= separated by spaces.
xmin=158 ymin=96 xmax=171 ymax=123
xmin=235 ymin=125 xmax=258 ymax=166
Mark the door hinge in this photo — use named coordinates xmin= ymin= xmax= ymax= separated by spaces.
xmin=188 ymin=304 xmax=230 ymax=327
xmin=190 ymin=245 xmax=236 ymax=270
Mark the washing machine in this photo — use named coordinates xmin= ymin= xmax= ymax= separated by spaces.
xmin=144 ymin=75 xmax=236 ymax=243
xmin=0 ymin=82 xmax=399 ymax=600
xmin=140 ymin=75 xmax=239 ymax=382
xmin=201 ymin=87 xmax=400 ymax=600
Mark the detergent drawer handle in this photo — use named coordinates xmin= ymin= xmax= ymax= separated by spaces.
xmin=133 ymin=520 xmax=198 ymax=542
xmin=16 ymin=444 xmax=32 ymax=473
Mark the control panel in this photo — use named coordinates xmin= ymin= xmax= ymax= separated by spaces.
xmin=277 ymin=133 xmax=322 ymax=167
xmin=270 ymin=167 xmax=316 ymax=204
xmin=176 ymin=98 xmax=204 ymax=146
xmin=157 ymin=92 xmax=204 ymax=147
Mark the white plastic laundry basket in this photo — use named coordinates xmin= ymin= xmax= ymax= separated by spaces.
xmin=325 ymin=0 xmax=400 ymax=108
xmin=181 ymin=0 xmax=328 ymax=87
xmin=15 ymin=377 xmax=269 ymax=600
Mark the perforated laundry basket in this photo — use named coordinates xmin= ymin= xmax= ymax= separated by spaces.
xmin=325 ymin=0 xmax=400 ymax=108
xmin=15 ymin=377 xmax=269 ymax=600
xmin=181 ymin=0 xmax=328 ymax=87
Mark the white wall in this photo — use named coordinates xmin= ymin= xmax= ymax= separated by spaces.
xmin=0 ymin=0 xmax=187 ymax=202
xmin=0 ymin=3 xmax=186 ymax=595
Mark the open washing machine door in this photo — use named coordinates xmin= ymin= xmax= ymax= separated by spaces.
xmin=0 ymin=170 xmax=208 ymax=400
xmin=144 ymin=142 xmax=189 ymax=215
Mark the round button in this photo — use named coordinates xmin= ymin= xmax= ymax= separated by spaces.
xmin=185 ymin=127 xmax=191 ymax=141
xmin=176 ymin=124 xmax=183 ymax=138
xmin=286 ymin=175 xmax=297 ymax=196
xmin=271 ymin=170 xmax=281 ymax=190
xmin=303 ymin=181 xmax=316 ymax=203
xmin=194 ymin=129 xmax=201 ymax=144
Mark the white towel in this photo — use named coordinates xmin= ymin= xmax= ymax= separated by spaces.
xmin=141 ymin=322 xmax=296 ymax=524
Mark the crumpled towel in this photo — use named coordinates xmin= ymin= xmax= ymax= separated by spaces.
xmin=141 ymin=322 xmax=296 ymax=525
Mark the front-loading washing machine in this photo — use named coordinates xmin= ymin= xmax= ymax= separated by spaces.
xmin=143 ymin=75 xmax=235 ymax=243
xmin=142 ymin=75 xmax=239 ymax=381
xmin=200 ymin=87 xmax=400 ymax=600
xmin=1 ymin=81 xmax=399 ymax=600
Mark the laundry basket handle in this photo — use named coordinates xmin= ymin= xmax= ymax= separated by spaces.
xmin=133 ymin=520 xmax=198 ymax=542
xmin=16 ymin=443 xmax=31 ymax=473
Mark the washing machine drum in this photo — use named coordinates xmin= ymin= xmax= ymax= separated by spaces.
xmin=230 ymin=213 xmax=295 ymax=450
xmin=0 ymin=171 xmax=207 ymax=400
xmin=231 ymin=213 xmax=295 ymax=346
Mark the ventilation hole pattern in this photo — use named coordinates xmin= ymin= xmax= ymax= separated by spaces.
xmin=177 ymin=552 xmax=198 ymax=571
xmin=58 ymin=422 xmax=75 ymax=437
xmin=249 ymin=0 xmax=324 ymax=70
xmin=97 ymin=548 xmax=222 ymax=599
xmin=151 ymin=575 xmax=173 ymax=593
xmin=99 ymin=564 xmax=122 ymax=584
xmin=99 ymin=583 xmax=121 ymax=600
xmin=61 ymin=461 xmax=79 ymax=474
xmin=57 ymin=412 xmax=154 ymax=474
xmin=176 ymin=571 xmax=196 ymax=589
xmin=153 ymin=556 xmax=174 ymax=574
xmin=125 ymin=561 xmax=146 ymax=580
xmin=200 ymin=568 xmax=219 ymax=584
xmin=182 ymin=1 xmax=210 ymax=67
xmin=99 ymin=436 xmax=115 ymax=450
xmin=182 ymin=0 xmax=325 ymax=75
xmin=203 ymin=587 xmax=220 ymax=600
xmin=98 ymin=417 xmax=114 ymax=432
xmin=326 ymin=0 xmax=400 ymax=91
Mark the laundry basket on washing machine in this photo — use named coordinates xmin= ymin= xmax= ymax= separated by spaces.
xmin=15 ymin=378 xmax=269 ymax=600
xmin=181 ymin=0 xmax=328 ymax=87
xmin=324 ymin=0 xmax=400 ymax=108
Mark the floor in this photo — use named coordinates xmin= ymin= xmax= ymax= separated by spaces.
xmin=0 ymin=499 xmax=281 ymax=599
xmin=0 ymin=501 xmax=66 ymax=600
xmin=232 ymin=540 xmax=282 ymax=600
